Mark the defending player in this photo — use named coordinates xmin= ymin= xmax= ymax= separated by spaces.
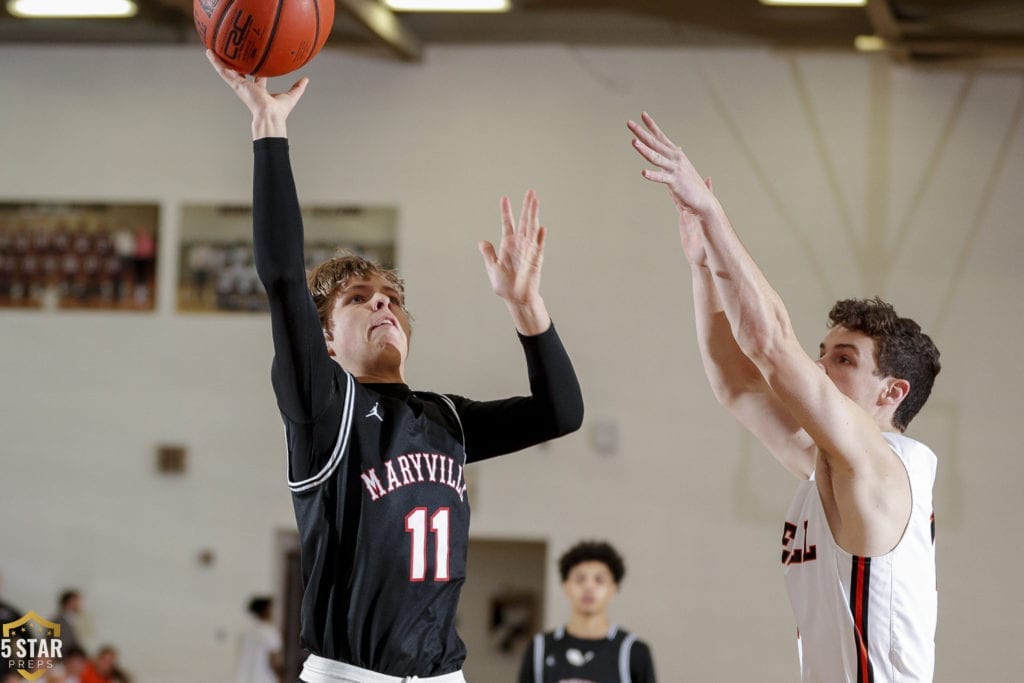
xmin=208 ymin=52 xmax=584 ymax=683
xmin=628 ymin=112 xmax=940 ymax=682
xmin=518 ymin=541 xmax=655 ymax=683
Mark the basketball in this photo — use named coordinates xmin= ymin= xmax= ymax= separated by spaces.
xmin=193 ymin=0 xmax=334 ymax=77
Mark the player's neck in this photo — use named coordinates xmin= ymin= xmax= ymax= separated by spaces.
xmin=353 ymin=358 xmax=407 ymax=384
xmin=879 ymin=414 xmax=898 ymax=434
xmin=357 ymin=370 xmax=405 ymax=384
xmin=566 ymin=613 xmax=611 ymax=640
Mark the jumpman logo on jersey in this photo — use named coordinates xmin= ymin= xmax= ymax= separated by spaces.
xmin=366 ymin=402 xmax=384 ymax=422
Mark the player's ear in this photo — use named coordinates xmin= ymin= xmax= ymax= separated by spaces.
xmin=881 ymin=378 xmax=909 ymax=406
xmin=323 ymin=328 xmax=335 ymax=356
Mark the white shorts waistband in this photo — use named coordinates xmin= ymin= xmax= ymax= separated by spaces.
xmin=301 ymin=654 xmax=466 ymax=683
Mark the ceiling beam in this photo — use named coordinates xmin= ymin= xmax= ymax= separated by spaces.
xmin=149 ymin=0 xmax=191 ymax=19
xmin=863 ymin=0 xmax=914 ymax=61
xmin=919 ymin=1 xmax=1024 ymax=28
xmin=902 ymin=37 xmax=1024 ymax=59
xmin=864 ymin=0 xmax=902 ymax=41
xmin=864 ymin=0 xmax=1024 ymax=65
xmin=336 ymin=0 xmax=422 ymax=62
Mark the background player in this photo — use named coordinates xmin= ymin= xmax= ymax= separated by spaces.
xmin=519 ymin=541 xmax=655 ymax=683
xmin=234 ymin=596 xmax=284 ymax=683
xmin=628 ymin=112 xmax=940 ymax=681
xmin=208 ymin=52 xmax=583 ymax=683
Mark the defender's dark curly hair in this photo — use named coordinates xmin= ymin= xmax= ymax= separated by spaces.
xmin=558 ymin=541 xmax=625 ymax=584
xmin=828 ymin=297 xmax=940 ymax=432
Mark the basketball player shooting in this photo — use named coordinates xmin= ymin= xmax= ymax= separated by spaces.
xmin=206 ymin=52 xmax=584 ymax=683
xmin=628 ymin=112 xmax=940 ymax=682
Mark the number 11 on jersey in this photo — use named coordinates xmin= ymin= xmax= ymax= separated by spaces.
xmin=405 ymin=507 xmax=450 ymax=582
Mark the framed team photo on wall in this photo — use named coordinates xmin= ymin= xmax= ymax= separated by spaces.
xmin=0 ymin=201 xmax=159 ymax=311
xmin=177 ymin=203 xmax=398 ymax=313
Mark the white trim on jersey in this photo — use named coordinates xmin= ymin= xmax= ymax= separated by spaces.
xmin=532 ymin=632 xmax=545 ymax=683
xmin=287 ymin=372 xmax=356 ymax=492
xmin=551 ymin=624 xmax=618 ymax=641
xmin=434 ymin=394 xmax=465 ymax=446
xmin=618 ymin=633 xmax=637 ymax=683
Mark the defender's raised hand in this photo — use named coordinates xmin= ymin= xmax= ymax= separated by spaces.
xmin=479 ymin=190 xmax=551 ymax=335
xmin=206 ymin=49 xmax=308 ymax=139
xmin=628 ymin=112 xmax=717 ymax=217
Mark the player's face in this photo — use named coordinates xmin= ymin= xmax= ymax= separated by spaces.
xmin=562 ymin=561 xmax=618 ymax=618
xmin=326 ymin=274 xmax=411 ymax=377
xmin=816 ymin=326 xmax=892 ymax=412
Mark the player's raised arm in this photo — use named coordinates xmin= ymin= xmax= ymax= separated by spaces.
xmin=478 ymin=190 xmax=551 ymax=336
xmin=454 ymin=190 xmax=582 ymax=462
xmin=208 ymin=49 xmax=338 ymax=427
xmin=629 ymin=112 xmax=909 ymax=547
xmin=631 ymin=111 xmax=940 ymax=683
xmin=671 ymin=181 xmax=817 ymax=478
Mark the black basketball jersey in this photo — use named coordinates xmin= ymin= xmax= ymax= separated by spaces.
xmin=519 ymin=626 xmax=656 ymax=683
xmin=288 ymin=374 xmax=471 ymax=675
xmin=252 ymin=138 xmax=584 ymax=678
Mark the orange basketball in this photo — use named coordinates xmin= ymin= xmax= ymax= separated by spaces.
xmin=194 ymin=0 xmax=334 ymax=77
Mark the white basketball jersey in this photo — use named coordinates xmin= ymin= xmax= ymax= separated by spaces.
xmin=782 ymin=433 xmax=937 ymax=682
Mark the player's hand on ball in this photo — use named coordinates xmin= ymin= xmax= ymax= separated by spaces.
xmin=206 ymin=49 xmax=308 ymax=130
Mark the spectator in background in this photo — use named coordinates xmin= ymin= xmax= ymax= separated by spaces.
xmin=62 ymin=646 xmax=87 ymax=683
xmin=113 ymin=225 xmax=135 ymax=303
xmin=235 ymin=596 xmax=284 ymax=683
xmin=52 ymin=589 xmax=82 ymax=652
xmin=186 ymin=242 xmax=216 ymax=306
xmin=80 ymin=645 xmax=131 ymax=683
xmin=131 ymin=227 xmax=156 ymax=305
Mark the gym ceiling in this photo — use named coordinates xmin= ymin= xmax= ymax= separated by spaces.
xmin=1 ymin=0 xmax=1022 ymax=69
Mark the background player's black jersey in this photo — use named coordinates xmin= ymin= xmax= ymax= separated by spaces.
xmin=518 ymin=626 xmax=656 ymax=683
xmin=252 ymin=139 xmax=584 ymax=677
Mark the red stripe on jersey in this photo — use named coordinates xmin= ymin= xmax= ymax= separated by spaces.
xmin=850 ymin=556 xmax=875 ymax=683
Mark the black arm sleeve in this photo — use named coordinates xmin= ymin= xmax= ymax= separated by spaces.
xmin=252 ymin=138 xmax=345 ymax=480
xmin=450 ymin=324 xmax=583 ymax=463
xmin=630 ymin=640 xmax=656 ymax=683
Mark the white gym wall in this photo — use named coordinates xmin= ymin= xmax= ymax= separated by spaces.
xmin=0 ymin=43 xmax=1020 ymax=681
